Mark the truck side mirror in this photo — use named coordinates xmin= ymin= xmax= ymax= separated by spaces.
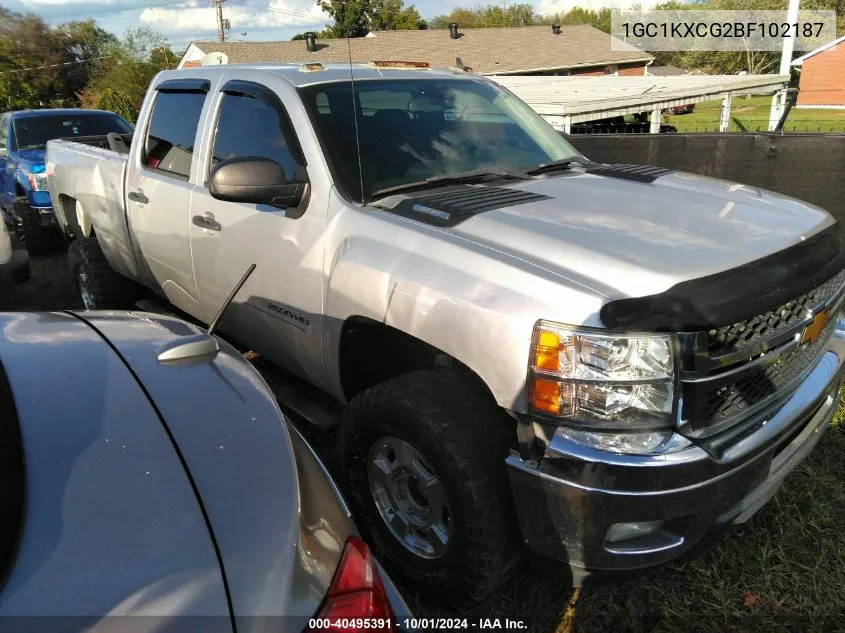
xmin=208 ymin=157 xmax=306 ymax=208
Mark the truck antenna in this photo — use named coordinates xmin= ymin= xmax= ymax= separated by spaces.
xmin=155 ymin=263 xmax=256 ymax=365
xmin=208 ymin=262 xmax=256 ymax=337
xmin=346 ymin=34 xmax=366 ymax=205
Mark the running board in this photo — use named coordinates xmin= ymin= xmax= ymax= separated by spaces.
xmin=250 ymin=358 xmax=343 ymax=431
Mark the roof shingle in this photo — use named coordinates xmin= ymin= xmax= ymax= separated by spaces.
xmin=187 ymin=25 xmax=651 ymax=75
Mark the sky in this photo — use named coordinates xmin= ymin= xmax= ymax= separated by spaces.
xmin=5 ymin=0 xmax=655 ymax=48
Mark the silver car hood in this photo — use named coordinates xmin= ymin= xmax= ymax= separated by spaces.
xmin=447 ymin=169 xmax=834 ymax=300
xmin=74 ymin=312 xmax=352 ymax=630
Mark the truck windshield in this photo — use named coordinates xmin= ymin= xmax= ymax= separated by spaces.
xmin=299 ymin=78 xmax=582 ymax=203
xmin=13 ymin=113 xmax=133 ymax=150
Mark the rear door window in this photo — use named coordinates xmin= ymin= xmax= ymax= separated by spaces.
xmin=142 ymin=91 xmax=206 ymax=179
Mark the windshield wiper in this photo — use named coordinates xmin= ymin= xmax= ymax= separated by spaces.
xmin=525 ymin=158 xmax=590 ymax=176
xmin=370 ymin=168 xmax=530 ymax=200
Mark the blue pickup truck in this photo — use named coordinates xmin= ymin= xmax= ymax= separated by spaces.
xmin=0 ymin=109 xmax=133 ymax=253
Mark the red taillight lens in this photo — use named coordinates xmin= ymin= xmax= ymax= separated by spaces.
xmin=306 ymin=536 xmax=396 ymax=633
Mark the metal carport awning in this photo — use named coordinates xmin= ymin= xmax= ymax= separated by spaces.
xmin=489 ymin=74 xmax=790 ymax=133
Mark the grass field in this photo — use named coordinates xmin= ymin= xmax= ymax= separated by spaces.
xmin=416 ymin=403 xmax=845 ymax=633
xmin=5 ymin=250 xmax=845 ymax=633
xmin=665 ymin=95 xmax=845 ymax=134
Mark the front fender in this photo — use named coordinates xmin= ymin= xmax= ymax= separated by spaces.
xmin=13 ymin=168 xmax=32 ymax=200
xmin=323 ymin=210 xmax=605 ymax=413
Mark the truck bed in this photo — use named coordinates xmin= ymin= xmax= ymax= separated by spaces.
xmin=46 ymin=137 xmax=138 ymax=281
xmin=56 ymin=133 xmax=133 ymax=151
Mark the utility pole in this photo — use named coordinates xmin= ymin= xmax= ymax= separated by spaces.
xmin=212 ymin=0 xmax=226 ymax=42
xmin=769 ymin=0 xmax=800 ymax=130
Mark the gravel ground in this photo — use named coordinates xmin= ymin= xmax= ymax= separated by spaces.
xmin=0 ymin=247 xmax=80 ymax=312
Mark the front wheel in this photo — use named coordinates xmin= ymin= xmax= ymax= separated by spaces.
xmin=12 ymin=197 xmax=52 ymax=255
xmin=339 ymin=369 xmax=520 ymax=606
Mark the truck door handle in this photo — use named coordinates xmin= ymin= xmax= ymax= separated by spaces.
xmin=128 ymin=190 xmax=148 ymax=204
xmin=192 ymin=214 xmax=221 ymax=232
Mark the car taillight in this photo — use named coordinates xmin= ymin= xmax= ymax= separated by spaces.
xmin=306 ymin=536 xmax=396 ymax=633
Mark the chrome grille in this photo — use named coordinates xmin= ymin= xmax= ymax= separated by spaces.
xmin=682 ymin=269 xmax=845 ymax=436
xmin=696 ymin=317 xmax=836 ymax=426
xmin=707 ymin=269 xmax=845 ymax=357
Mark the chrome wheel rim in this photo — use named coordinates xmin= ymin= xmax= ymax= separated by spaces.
xmin=78 ymin=271 xmax=96 ymax=309
xmin=368 ymin=436 xmax=451 ymax=560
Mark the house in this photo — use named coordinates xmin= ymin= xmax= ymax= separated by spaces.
xmin=178 ymin=24 xmax=653 ymax=77
xmin=647 ymin=65 xmax=684 ymax=77
xmin=791 ymin=35 xmax=845 ymax=108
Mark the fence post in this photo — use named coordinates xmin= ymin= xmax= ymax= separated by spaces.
xmin=650 ymin=107 xmax=661 ymax=134
xmin=719 ymin=95 xmax=732 ymax=133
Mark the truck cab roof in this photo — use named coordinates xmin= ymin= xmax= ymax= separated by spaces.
xmin=4 ymin=108 xmax=120 ymax=119
xmin=164 ymin=62 xmax=471 ymax=87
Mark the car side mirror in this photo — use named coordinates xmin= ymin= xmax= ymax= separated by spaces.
xmin=208 ymin=157 xmax=306 ymax=208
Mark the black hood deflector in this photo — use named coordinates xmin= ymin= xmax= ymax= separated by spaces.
xmin=388 ymin=185 xmax=550 ymax=228
xmin=601 ymin=222 xmax=845 ymax=332
xmin=586 ymin=163 xmax=675 ymax=183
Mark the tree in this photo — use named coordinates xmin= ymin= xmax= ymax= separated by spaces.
xmin=291 ymin=27 xmax=335 ymax=40
xmin=53 ymin=19 xmax=117 ymax=106
xmin=0 ymin=8 xmax=63 ymax=109
xmin=81 ymin=28 xmax=178 ymax=123
xmin=541 ymin=7 xmax=612 ymax=33
xmin=315 ymin=0 xmax=426 ymax=38
xmin=429 ymin=4 xmax=537 ymax=29
xmin=649 ymin=0 xmax=845 ymax=73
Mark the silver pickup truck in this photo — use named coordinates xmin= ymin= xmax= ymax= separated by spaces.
xmin=46 ymin=63 xmax=845 ymax=605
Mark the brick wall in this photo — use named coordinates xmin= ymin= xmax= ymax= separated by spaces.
xmin=569 ymin=62 xmax=647 ymax=77
xmin=618 ymin=63 xmax=646 ymax=76
xmin=797 ymin=43 xmax=845 ymax=107
xmin=570 ymin=68 xmax=604 ymax=76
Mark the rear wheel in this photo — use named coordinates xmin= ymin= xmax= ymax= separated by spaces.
xmin=339 ymin=369 xmax=520 ymax=606
xmin=68 ymin=237 xmax=139 ymax=309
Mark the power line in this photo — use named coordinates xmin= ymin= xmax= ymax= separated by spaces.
xmin=227 ymin=0 xmax=333 ymax=25
xmin=0 ymin=55 xmax=114 ymax=75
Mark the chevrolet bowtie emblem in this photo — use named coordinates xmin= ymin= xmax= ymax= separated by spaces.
xmin=800 ymin=309 xmax=830 ymax=345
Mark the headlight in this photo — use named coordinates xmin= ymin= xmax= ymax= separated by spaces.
xmin=27 ymin=172 xmax=49 ymax=192
xmin=528 ymin=320 xmax=677 ymax=430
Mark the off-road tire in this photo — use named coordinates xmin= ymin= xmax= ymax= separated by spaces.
xmin=339 ymin=369 xmax=521 ymax=606
xmin=13 ymin=197 xmax=51 ymax=256
xmin=67 ymin=237 xmax=139 ymax=309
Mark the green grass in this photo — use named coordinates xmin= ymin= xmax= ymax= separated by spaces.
xmin=665 ymin=95 xmax=845 ymax=133
xmin=411 ymin=395 xmax=845 ymax=632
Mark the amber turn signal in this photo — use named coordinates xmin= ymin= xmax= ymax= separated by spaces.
xmin=531 ymin=377 xmax=561 ymax=415
xmin=534 ymin=331 xmax=560 ymax=371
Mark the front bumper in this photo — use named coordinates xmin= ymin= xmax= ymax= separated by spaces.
xmin=28 ymin=206 xmax=57 ymax=228
xmin=0 ymin=248 xmax=31 ymax=288
xmin=506 ymin=321 xmax=845 ymax=584
xmin=13 ymin=197 xmax=56 ymax=228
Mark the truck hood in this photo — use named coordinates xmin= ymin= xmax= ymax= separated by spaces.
xmin=445 ymin=169 xmax=834 ymax=300
xmin=11 ymin=147 xmax=46 ymax=171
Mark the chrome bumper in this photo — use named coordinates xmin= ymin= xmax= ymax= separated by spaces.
xmin=506 ymin=320 xmax=845 ymax=584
